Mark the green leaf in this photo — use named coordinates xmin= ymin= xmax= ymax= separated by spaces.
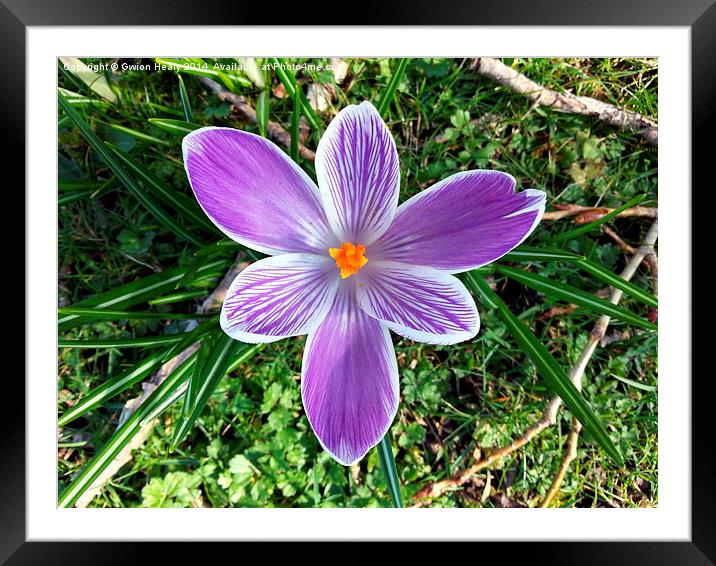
xmin=502 ymin=246 xmax=586 ymax=262
xmin=290 ymin=81 xmax=300 ymax=162
xmin=612 ymin=374 xmax=657 ymax=392
xmin=171 ymin=336 xmax=259 ymax=449
xmin=501 ymin=246 xmax=657 ymax=309
xmin=58 ymin=57 xmax=118 ymax=103
xmin=376 ymin=58 xmax=409 ymax=117
xmin=463 ymin=272 xmax=624 ymax=467
xmin=108 ymin=123 xmax=170 ymax=146
xmin=155 ymin=58 xmax=252 ymax=88
xmin=177 ymin=74 xmax=194 ymax=122
xmin=549 ymin=194 xmax=648 ymax=244
xmin=575 ymin=258 xmax=658 ymax=308
xmin=161 ymin=318 xmax=220 ymax=362
xmin=58 ymin=257 xmax=230 ymax=332
xmin=107 ymin=143 xmax=218 ymax=234
xmin=377 ymin=432 xmax=403 ymax=508
xmin=58 ymin=334 xmax=187 ymax=349
xmin=58 ymin=352 xmax=197 ymax=508
xmin=148 ymin=291 xmax=207 ymax=305
xmin=270 ymin=58 xmax=322 ymax=135
xmin=57 ymin=346 xmax=173 ymax=426
xmin=147 ymin=118 xmax=202 ymax=136
xmin=256 ymin=90 xmax=269 ymax=138
xmin=176 ymin=251 xmax=227 ymax=290
xmin=495 ymin=265 xmax=655 ymax=330
xmin=58 ymin=307 xmax=213 ymax=321
xmin=58 ymin=93 xmax=203 ymax=246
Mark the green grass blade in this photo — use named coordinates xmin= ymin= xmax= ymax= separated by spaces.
xmin=193 ymin=239 xmax=238 ymax=258
xmin=155 ymin=58 xmax=252 ymax=87
xmin=502 ymin=246 xmax=586 ymax=262
xmin=58 ymin=307 xmax=213 ymax=321
xmin=147 ymin=118 xmax=202 ymax=136
xmin=171 ymin=337 xmax=258 ymax=449
xmin=575 ymin=258 xmax=658 ymax=308
xmin=58 ymin=346 xmax=172 ymax=426
xmin=376 ymin=432 xmax=403 ymax=508
xmin=108 ymin=123 xmax=170 ymax=146
xmin=58 ymin=57 xmax=118 ymax=103
xmin=107 ymin=143 xmax=218 ymax=234
xmin=58 ymin=257 xmax=231 ymax=332
xmin=496 ymin=265 xmax=655 ymax=330
xmin=183 ymin=331 xmax=217 ymax=415
xmin=549 ymin=194 xmax=648 ymax=244
xmin=58 ymin=334 xmax=186 ymax=349
xmin=177 ymin=74 xmax=194 ymax=122
xmin=58 ymin=93 xmax=203 ymax=246
xmin=58 ymin=353 xmax=196 ymax=507
xmin=225 ymin=342 xmax=264 ymax=373
xmin=463 ymin=272 xmax=624 ymax=467
xmin=270 ymin=58 xmax=322 ymax=134
xmin=290 ymin=81 xmax=300 ymax=162
xmin=256 ymin=90 xmax=269 ymax=138
xmin=376 ymin=58 xmax=409 ymax=117
xmin=161 ymin=318 xmax=220 ymax=362
xmin=176 ymin=252 xmax=227 ymax=290
xmin=148 ymin=290 xmax=207 ymax=305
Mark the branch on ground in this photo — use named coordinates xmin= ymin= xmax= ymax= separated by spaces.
xmin=412 ymin=221 xmax=658 ymax=507
xmin=540 ymin=220 xmax=658 ymax=507
xmin=471 ymin=58 xmax=658 ymax=145
xmin=543 ymin=204 xmax=657 ymax=222
xmin=197 ymin=76 xmax=316 ymax=162
xmin=73 ymin=254 xmax=249 ymax=508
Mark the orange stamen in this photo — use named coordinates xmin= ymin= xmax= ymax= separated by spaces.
xmin=328 ymin=242 xmax=368 ymax=279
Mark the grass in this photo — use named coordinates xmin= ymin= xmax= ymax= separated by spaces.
xmin=58 ymin=57 xmax=658 ymax=508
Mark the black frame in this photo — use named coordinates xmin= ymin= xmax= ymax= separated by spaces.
xmin=10 ymin=1 xmax=709 ymax=563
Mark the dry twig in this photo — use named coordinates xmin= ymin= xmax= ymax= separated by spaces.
xmin=197 ymin=76 xmax=316 ymax=162
xmin=471 ymin=58 xmax=658 ymax=145
xmin=72 ymin=255 xmax=249 ymax=508
xmin=542 ymin=204 xmax=657 ymax=222
xmin=540 ymin=220 xmax=658 ymax=507
xmin=412 ymin=221 xmax=658 ymax=507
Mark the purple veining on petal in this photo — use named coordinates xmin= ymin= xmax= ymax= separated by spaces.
xmin=372 ymin=170 xmax=546 ymax=273
xmin=301 ymin=286 xmax=399 ymax=465
xmin=316 ymin=101 xmax=400 ymax=245
xmin=356 ymin=262 xmax=479 ymax=345
xmin=183 ymin=127 xmax=335 ymax=256
xmin=220 ymin=254 xmax=339 ymax=344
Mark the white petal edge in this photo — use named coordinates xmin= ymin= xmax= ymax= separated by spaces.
xmin=315 ymin=101 xmax=400 ymax=245
xmin=182 ymin=126 xmax=331 ymax=256
xmin=219 ymin=254 xmax=339 ymax=344
xmin=356 ymin=262 xmax=481 ymax=346
xmin=300 ymin=289 xmax=399 ymax=466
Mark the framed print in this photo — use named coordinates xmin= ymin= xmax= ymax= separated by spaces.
xmin=9 ymin=0 xmax=710 ymax=563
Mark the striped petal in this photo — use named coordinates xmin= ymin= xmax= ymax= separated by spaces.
xmin=356 ymin=263 xmax=479 ymax=345
xmin=372 ymin=170 xmax=546 ymax=273
xmin=316 ymin=101 xmax=400 ymax=245
xmin=183 ymin=127 xmax=335 ymax=256
xmin=301 ymin=287 xmax=399 ymax=465
xmin=220 ymin=254 xmax=338 ymax=343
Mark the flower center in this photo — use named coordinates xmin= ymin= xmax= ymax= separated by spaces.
xmin=328 ymin=242 xmax=368 ymax=279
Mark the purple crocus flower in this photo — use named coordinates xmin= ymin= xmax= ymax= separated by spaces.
xmin=182 ymin=101 xmax=545 ymax=465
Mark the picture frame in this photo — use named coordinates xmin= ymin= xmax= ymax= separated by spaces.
xmin=11 ymin=0 xmax=708 ymax=562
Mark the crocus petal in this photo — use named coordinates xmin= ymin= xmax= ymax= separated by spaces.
xmin=221 ymin=254 xmax=339 ymax=344
xmin=356 ymin=262 xmax=479 ymax=345
xmin=316 ymin=101 xmax=400 ymax=245
xmin=183 ymin=127 xmax=335 ymax=256
xmin=301 ymin=287 xmax=399 ymax=465
xmin=372 ymin=171 xmax=546 ymax=273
